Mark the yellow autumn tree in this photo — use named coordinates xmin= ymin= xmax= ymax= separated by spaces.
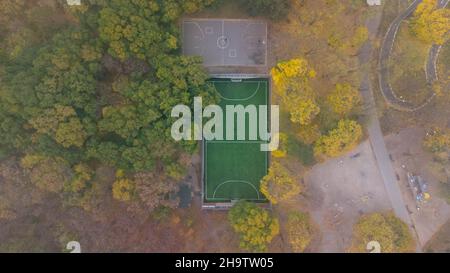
xmin=272 ymin=132 xmax=289 ymax=158
xmin=314 ymin=119 xmax=363 ymax=158
xmin=423 ymin=127 xmax=450 ymax=163
xmin=285 ymin=95 xmax=320 ymax=125
xmin=286 ymin=212 xmax=315 ymax=253
xmin=112 ymin=178 xmax=135 ymax=202
xmin=260 ymin=162 xmax=301 ymax=204
xmin=29 ymin=105 xmax=87 ymax=148
xmin=326 ymin=83 xmax=361 ymax=116
xmin=423 ymin=127 xmax=450 ymax=153
xmin=410 ymin=0 xmax=450 ymax=45
xmin=63 ymin=163 xmax=98 ymax=211
xmin=271 ymin=58 xmax=320 ymax=125
xmin=228 ymin=201 xmax=280 ymax=252
xmin=349 ymin=26 xmax=369 ymax=49
xmin=350 ymin=213 xmax=415 ymax=253
xmin=436 ymin=74 xmax=450 ymax=99
xmin=271 ymin=58 xmax=316 ymax=95
xmin=297 ymin=124 xmax=322 ymax=145
xmin=21 ymin=154 xmax=71 ymax=193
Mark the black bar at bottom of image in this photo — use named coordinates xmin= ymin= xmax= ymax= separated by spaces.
xmin=0 ymin=253 xmax=446 ymax=272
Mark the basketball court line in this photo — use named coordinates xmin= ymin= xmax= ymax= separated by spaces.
xmin=182 ymin=19 xmax=267 ymax=67
xmin=221 ymin=20 xmax=225 ymax=65
xmin=183 ymin=21 xmax=206 ymax=56
xmin=242 ymin=22 xmax=267 ymax=51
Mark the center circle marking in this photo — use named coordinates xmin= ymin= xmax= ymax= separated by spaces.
xmin=217 ymin=36 xmax=230 ymax=49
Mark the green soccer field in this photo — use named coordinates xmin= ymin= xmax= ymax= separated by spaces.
xmin=203 ymin=78 xmax=269 ymax=203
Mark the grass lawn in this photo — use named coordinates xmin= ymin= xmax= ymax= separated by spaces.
xmin=389 ymin=22 xmax=431 ymax=105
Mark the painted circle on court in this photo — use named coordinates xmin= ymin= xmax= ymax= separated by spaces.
xmin=217 ymin=36 xmax=230 ymax=49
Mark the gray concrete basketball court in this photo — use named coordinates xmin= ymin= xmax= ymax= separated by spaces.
xmin=182 ymin=19 xmax=267 ymax=67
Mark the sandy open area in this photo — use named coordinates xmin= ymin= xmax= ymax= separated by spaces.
xmin=305 ymin=140 xmax=392 ymax=252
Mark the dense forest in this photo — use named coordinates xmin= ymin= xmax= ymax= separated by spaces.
xmin=0 ymin=0 xmax=300 ymax=252
xmin=0 ymin=0 xmax=226 ymax=212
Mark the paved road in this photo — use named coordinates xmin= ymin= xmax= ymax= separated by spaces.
xmin=359 ymin=9 xmax=413 ymax=227
xmin=378 ymin=0 xmax=449 ymax=111
xmin=426 ymin=0 xmax=449 ymax=83
xmin=426 ymin=44 xmax=442 ymax=83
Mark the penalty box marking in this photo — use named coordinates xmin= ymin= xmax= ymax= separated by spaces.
xmin=210 ymin=81 xmax=267 ymax=102
xmin=211 ymin=180 xmax=261 ymax=200
xmin=204 ymin=141 xmax=268 ymax=201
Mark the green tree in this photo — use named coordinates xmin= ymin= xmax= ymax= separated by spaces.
xmin=0 ymin=0 xmax=218 ymax=176
xmin=98 ymin=0 xmax=173 ymax=60
xmin=238 ymin=0 xmax=291 ymax=20
xmin=55 ymin=118 xmax=87 ymax=148
xmin=31 ymin=29 xmax=101 ymax=116
xmin=99 ymin=105 xmax=160 ymax=140
xmin=97 ymin=0 xmax=216 ymax=60
xmin=29 ymin=105 xmax=87 ymax=148
xmin=0 ymin=110 xmax=29 ymax=157
xmin=228 ymin=201 xmax=279 ymax=252
xmin=3 ymin=28 xmax=37 ymax=60
xmin=165 ymin=163 xmax=187 ymax=180
xmin=63 ymin=163 xmax=98 ymax=210
xmin=86 ymin=141 xmax=122 ymax=168
xmin=121 ymin=146 xmax=155 ymax=172
xmin=0 ymin=28 xmax=100 ymax=164
xmin=29 ymin=105 xmax=76 ymax=135
xmin=96 ymin=55 xmax=217 ymax=172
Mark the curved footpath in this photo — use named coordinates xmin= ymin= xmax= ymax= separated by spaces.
xmin=379 ymin=0 xmax=449 ymax=112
